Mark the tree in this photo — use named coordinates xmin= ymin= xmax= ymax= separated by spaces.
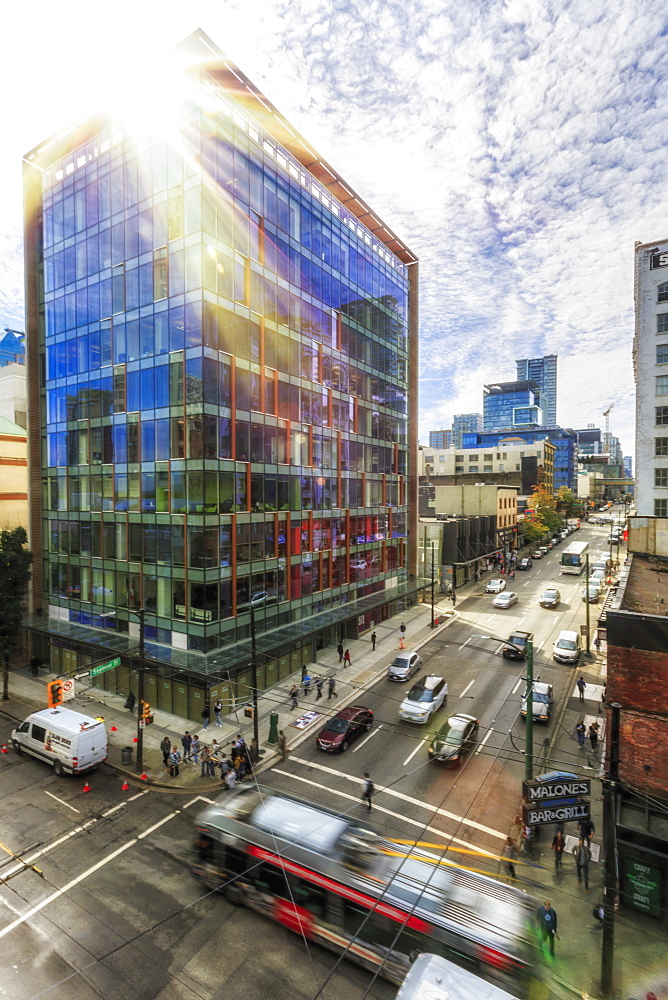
xmin=530 ymin=485 xmax=564 ymax=535
xmin=556 ymin=486 xmax=582 ymax=517
xmin=523 ymin=512 xmax=548 ymax=544
xmin=0 ymin=527 xmax=33 ymax=701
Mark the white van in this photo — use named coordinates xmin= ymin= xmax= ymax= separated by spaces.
xmin=553 ymin=630 xmax=582 ymax=665
xmin=11 ymin=707 xmax=108 ymax=776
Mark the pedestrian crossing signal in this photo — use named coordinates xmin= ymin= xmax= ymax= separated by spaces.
xmin=47 ymin=680 xmax=63 ymax=708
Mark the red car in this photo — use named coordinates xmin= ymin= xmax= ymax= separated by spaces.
xmin=316 ymin=705 xmax=374 ymax=752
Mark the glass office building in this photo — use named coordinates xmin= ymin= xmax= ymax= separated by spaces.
xmin=23 ymin=32 xmax=419 ymax=703
xmin=483 ymin=381 xmax=544 ymax=432
xmin=515 ymin=355 xmax=557 ymax=426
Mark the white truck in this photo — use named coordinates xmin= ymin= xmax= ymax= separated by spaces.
xmin=12 ymin=707 xmax=108 ymax=776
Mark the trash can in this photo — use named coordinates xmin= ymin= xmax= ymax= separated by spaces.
xmin=121 ymin=746 xmax=133 ymax=766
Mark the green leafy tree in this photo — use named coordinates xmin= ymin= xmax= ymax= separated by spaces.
xmin=0 ymin=527 xmax=33 ymax=701
xmin=530 ymin=485 xmax=564 ymax=534
xmin=523 ymin=512 xmax=548 ymax=544
xmin=556 ymin=486 xmax=582 ymax=517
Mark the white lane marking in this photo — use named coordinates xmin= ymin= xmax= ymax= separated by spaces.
xmin=0 ymin=821 xmax=97 ymax=880
xmin=475 ymin=728 xmax=494 ymax=754
xmin=44 ymin=791 xmax=80 ymax=814
xmin=402 ymin=738 xmax=426 ymax=766
xmin=512 ymin=678 xmax=523 ymax=694
xmin=127 ymin=790 xmax=150 ymax=803
xmin=458 ymin=637 xmax=471 ymax=652
xmin=274 ymin=769 xmax=503 ymax=853
xmin=137 ymin=812 xmax=180 ymax=839
xmin=486 ymin=615 xmax=496 ymax=623
xmin=494 ymin=643 xmax=504 ymax=656
xmin=352 ymin=723 xmax=382 ymax=753
xmin=290 ymin=756 xmax=505 ymax=840
xmin=0 ymin=838 xmax=138 ymax=940
xmin=102 ymin=788 xmax=150 ymax=817
xmin=460 ymin=680 xmax=474 ymax=697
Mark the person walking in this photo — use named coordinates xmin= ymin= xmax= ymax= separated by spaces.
xmin=399 ymin=622 xmax=406 ymax=637
xmin=588 ymin=722 xmax=599 ymax=753
xmin=361 ymin=772 xmax=374 ymax=811
xmin=450 ymin=590 xmax=456 ymax=607
xmin=371 ymin=631 xmax=377 ymax=650
xmin=302 ymin=672 xmax=312 ymax=696
xmin=190 ymin=735 xmax=201 ymax=766
xmin=594 ymin=634 xmax=602 ymax=653
xmin=573 ymin=839 xmax=591 ymax=891
xmin=201 ymin=704 xmax=210 ymax=730
xmin=278 ymin=730 xmax=288 ymax=761
xmin=315 ymin=676 xmax=324 ymax=700
xmin=577 ymin=676 xmax=586 ymax=702
xmin=551 ymin=829 xmax=566 ymax=872
xmin=536 ymin=900 xmax=558 ymax=957
xmin=125 ymin=691 xmax=136 ymax=713
xmin=224 ymin=768 xmax=236 ymax=790
xmin=289 ymin=684 xmax=299 ymax=709
xmin=576 ymin=720 xmax=586 ymax=748
xmin=579 ymin=817 xmax=595 ymax=848
xmin=503 ymin=836 xmax=518 ymax=879
xmin=181 ymin=730 xmax=192 ymax=762
xmin=169 ymin=745 xmax=181 ymax=778
xmin=199 ymin=745 xmax=211 ymax=778
xmin=160 ymin=734 xmax=172 ymax=770
xmin=213 ymin=699 xmax=223 ymax=727
xmin=343 ymin=649 xmax=351 ymax=667
xmin=337 ymin=642 xmax=344 ymax=662
xmin=328 ymin=676 xmax=337 ymax=700
xmin=30 ymin=655 xmax=40 ymax=677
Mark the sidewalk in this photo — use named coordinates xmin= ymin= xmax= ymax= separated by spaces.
xmin=1 ymin=589 xmax=465 ymax=793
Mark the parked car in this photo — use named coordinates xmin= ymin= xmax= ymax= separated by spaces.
xmin=316 ymin=705 xmax=374 ymax=752
xmin=399 ymin=675 xmax=448 ymax=723
xmin=387 ymin=651 xmax=422 ymax=682
xmin=493 ymin=591 xmax=518 ymax=609
xmin=539 ymin=546 xmax=549 ymax=556
xmin=521 ymin=682 xmax=554 ymax=722
xmin=582 ymin=585 xmax=600 ymax=603
xmin=518 ymin=557 xmax=532 ymax=570
xmin=11 ymin=708 xmax=108 ymax=775
xmin=553 ymin=629 xmax=582 ymax=665
xmin=590 ymin=571 xmax=606 ymax=588
xmin=539 ymin=587 xmax=561 ymax=609
xmin=486 ymin=578 xmax=506 ymax=594
xmin=502 ymin=630 xmax=533 ymax=660
xmin=428 ymin=714 xmax=479 ymax=765
xmin=532 ymin=550 xmax=543 ymax=559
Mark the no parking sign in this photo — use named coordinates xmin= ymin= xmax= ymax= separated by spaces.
xmin=61 ymin=678 xmax=75 ymax=702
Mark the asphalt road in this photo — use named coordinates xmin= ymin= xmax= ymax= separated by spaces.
xmin=0 ymin=524 xmax=610 ymax=1000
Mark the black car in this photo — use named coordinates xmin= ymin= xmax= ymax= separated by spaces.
xmin=501 ymin=630 xmax=533 ymax=659
xmin=428 ymin=714 xmax=479 ymax=766
xmin=316 ymin=705 xmax=374 ymax=752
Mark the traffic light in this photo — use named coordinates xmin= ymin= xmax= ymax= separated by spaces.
xmin=47 ymin=680 xmax=63 ymax=708
xmin=140 ymin=700 xmax=154 ymax=725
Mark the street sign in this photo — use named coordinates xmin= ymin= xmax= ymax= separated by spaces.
xmin=523 ymin=802 xmax=590 ymax=826
xmin=90 ymin=657 xmax=121 ymax=678
xmin=523 ymin=778 xmax=591 ymax=801
xmin=61 ymin=678 xmax=75 ymax=702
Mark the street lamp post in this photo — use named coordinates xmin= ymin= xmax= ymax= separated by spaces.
xmin=477 ymin=632 xmax=534 ymax=782
xmin=430 ymin=542 xmax=436 ymax=628
xmin=134 ymin=607 xmax=146 ymax=774
xmin=584 ymin=553 xmax=591 ymax=656
xmin=248 ymin=592 xmax=267 ymax=750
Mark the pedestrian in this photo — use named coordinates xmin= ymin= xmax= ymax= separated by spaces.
xmin=249 ymin=738 xmax=259 ymax=765
xmin=337 ymin=642 xmax=344 ymax=662
xmin=302 ymin=672 xmax=312 ymax=696
xmin=576 ymin=720 xmax=586 ymax=747
xmin=224 ymin=768 xmax=236 ymax=790
xmin=181 ymin=730 xmax=192 ymax=762
xmin=233 ymin=733 xmax=246 ymax=756
xmin=371 ymin=631 xmax=377 ymax=650
xmin=125 ymin=691 xmax=136 ymax=713
xmin=536 ymin=900 xmax=558 ymax=957
xmin=200 ymin=745 xmax=211 ymax=778
xmin=361 ymin=772 xmax=374 ymax=811
xmin=160 ymin=734 xmax=172 ymax=769
xmin=399 ymin=622 xmax=406 ymax=636
xmin=593 ymin=634 xmax=601 ymax=652
xmin=503 ymin=836 xmax=518 ymax=879
xmin=213 ymin=699 xmax=223 ymax=727
xmin=579 ymin=817 xmax=595 ymax=848
xmin=30 ymin=655 xmax=40 ymax=677
xmin=278 ymin=729 xmax=288 ymax=761
xmin=577 ymin=676 xmax=586 ymax=702
xmin=588 ymin=722 xmax=599 ymax=753
xmin=169 ymin=745 xmax=181 ymax=778
xmin=343 ymin=649 xmax=351 ymax=667
xmin=191 ymin=735 xmax=201 ymax=765
xmin=210 ymin=738 xmax=220 ymax=765
xmin=508 ymin=569 xmax=515 ymax=581
xmin=551 ymin=829 xmax=565 ymax=871
xmin=573 ymin=839 xmax=591 ymax=892
xmin=289 ymin=684 xmax=299 ymax=709
xmin=201 ymin=704 xmax=210 ymax=730
xmin=328 ymin=676 xmax=337 ymax=700
xmin=450 ymin=591 xmax=456 ymax=607
xmin=315 ymin=676 xmax=324 ymax=700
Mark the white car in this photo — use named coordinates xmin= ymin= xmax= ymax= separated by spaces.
xmin=486 ymin=578 xmax=506 ymax=594
xmin=399 ymin=674 xmax=448 ymax=724
xmin=521 ymin=682 xmax=553 ymax=722
xmin=493 ymin=591 xmax=518 ymax=609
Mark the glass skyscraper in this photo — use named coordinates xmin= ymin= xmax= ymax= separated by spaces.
xmin=483 ymin=381 xmax=544 ymax=432
xmin=515 ymin=355 xmax=557 ymax=426
xmin=23 ymin=32 xmax=419 ymax=707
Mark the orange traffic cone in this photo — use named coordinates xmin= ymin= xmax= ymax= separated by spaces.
xmin=121 ymin=780 xmax=129 ymax=791
xmin=82 ymin=780 xmax=91 ymax=793
xmin=398 ymin=636 xmax=405 ymax=650
xmin=1 ymin=744 xmax=8 ymax=754
xmin=140 ymin=772 xmax=148 ymax=781
xmin=110 ymin=726 xmax=118 ymax=732
xmin=132 ymin=736 xmax=139 ymax=743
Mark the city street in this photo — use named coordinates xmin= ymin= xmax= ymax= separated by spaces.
xmin=0 ymin=523 xmax=630 ymax=1000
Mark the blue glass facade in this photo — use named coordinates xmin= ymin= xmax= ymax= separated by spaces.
xmin=483 ymin=381 xmax=543 ymax=432
xmin=25 ymin=50 xmax=416 ymax=683
xmin=462 ymin=428 xmax=577 ymax=492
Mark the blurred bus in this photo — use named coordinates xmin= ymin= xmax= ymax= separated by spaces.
xmin=395 ymin=953 xmax=524 ymax=1000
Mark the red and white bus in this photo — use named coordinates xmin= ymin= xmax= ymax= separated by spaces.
xmin=193 ymin=787 xmax=543 ymax=996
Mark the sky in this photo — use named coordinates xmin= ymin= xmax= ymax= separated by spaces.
xmin=3 ymin=0 xmax=668 ymax=458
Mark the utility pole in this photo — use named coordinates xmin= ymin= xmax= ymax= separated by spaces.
xmin=135 ymin=607 xmax=146 ymax=774
xmin=430 ymin=542 xmax=436 ymax=628
xmin=601 ymin=702 xmax=621 ymax=997
xmin=585 ymin=552 xmax=591 ymax=656
xmin=524 ymin=635 xmax=534 ymax=782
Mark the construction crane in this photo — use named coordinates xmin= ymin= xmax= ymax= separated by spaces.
xmin=603 ymin=403 xmax=614 ymax=438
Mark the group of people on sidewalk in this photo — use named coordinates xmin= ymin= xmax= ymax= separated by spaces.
xmin=289 ymin=673 xmax=337 ymax=708
xmin=159 ymin=730 xmax=258 ymax=784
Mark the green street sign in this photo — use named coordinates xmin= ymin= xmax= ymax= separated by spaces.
xmin=90 ymin=657 xmax=121 ymax=678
